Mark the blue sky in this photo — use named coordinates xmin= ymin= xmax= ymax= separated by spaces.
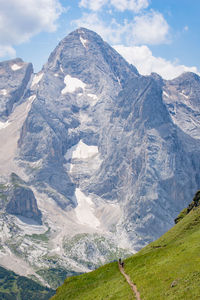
xmin=0 ymin=0 xmax=199 ymax=79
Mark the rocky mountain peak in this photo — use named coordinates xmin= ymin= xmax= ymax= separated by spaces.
xmin=0 ymin=28 xmax=200 ymax=285
xmin=45 ymin=27 xmax=138 ymax=86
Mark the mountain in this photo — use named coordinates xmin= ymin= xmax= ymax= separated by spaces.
xmin=52 ymin=194 xmax=200 ymax=299
xmin=0 ymin=58 xmax=33 ymax=119
xmin=0 ymin=265 xmax=55 ymax=299
xmin=0 ymin=27 xmax=200 ymax=287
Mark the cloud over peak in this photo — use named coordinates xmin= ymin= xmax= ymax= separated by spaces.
xmin=133 ymin=11 xmax=169 ymax=44
xmin=0 ymin=0 xmax=63 ymax=57
xmin=73 ymin=10 xmax=170 ymax=46
xmin=114 ymin=44 xmax=199 ymax=79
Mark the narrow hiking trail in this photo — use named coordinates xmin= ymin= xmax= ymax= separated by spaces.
xmin=118 ymin=263 xmax=141 ymax=300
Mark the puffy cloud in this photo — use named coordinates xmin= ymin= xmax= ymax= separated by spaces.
xmin=110 ymin=0 xmax=149 ymax=12
xmin=79 ymin=0 xmax=108 ymax=11
xmin=0 ymin=0 xmax=63 ymax=57
xmin=114 ymin=45 xmax=199 ymax=79
xmin=132 ymin=11 xmax=169 ymax=44
xmin=0 ymin=45 xmax=16 ymax=58
xmin=72 ymin=13 xmax=127 ymax=44
xmin=73 ymin=10 xmax=169 ymax=45
xmin=79 ymin=0 xmax=149 ymax=12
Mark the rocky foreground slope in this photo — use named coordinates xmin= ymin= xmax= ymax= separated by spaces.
xmin=0 ymin=28 xmax=200 ymax=286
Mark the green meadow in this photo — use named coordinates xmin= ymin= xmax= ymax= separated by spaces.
xmin=125 ymin=206 xmax=200 ymax=299
xmin=52 ymin=203 xmax=200 ymax=299
xmin=51 ymin=262 xmax=134 ymax=300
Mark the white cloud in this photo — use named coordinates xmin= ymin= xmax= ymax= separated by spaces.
xmin=73 ymin=10 xmax=169 ymax=45
xmin=79 ymin=0 xmax=107 ymax=11
xmin=72 ymin=13 xmax=126 ymax=44
xmin=114 ymin=45 xmax=199 ymax=79
xmin=110 ymin=0 xmax=149 ymax=12
xmin=0 ymin=0 xmax=63 ymax=57
xmin=132 ymin=11 xmax=169 ymax=44
xmin=0 ymin=45 xmax=16 ymax=58
xmin=79 ymin=0 xmax=149 ymax=12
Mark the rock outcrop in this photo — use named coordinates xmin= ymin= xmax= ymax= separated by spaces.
xmin=175 ymin=190 xmax=200 ymax=223
xmin=6 ymin=185 xmax=42 ymax=224
xmin=0 ymin=58 xmax=33 ymax=120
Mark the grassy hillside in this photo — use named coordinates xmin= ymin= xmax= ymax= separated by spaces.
xmin=51 ymin=262 xmax=134 ymax=300
xmin=125 ymin=205 xmax=200 ymax=299
xmin=0 ymin=266 xmax=55 ymax=299
xmin=52 ymin=201 xmax=200 ymax=300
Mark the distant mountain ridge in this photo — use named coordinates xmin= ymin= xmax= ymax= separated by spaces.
xmin=0 ymin=27 xmax=199 ymax=286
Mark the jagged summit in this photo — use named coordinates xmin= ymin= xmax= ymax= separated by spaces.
xmin=45 ymin=27 xmax=138 ymax=85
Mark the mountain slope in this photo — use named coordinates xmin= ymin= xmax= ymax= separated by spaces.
xmin=0 ymin=266 xmax=55 ymax=300
xmin=125 ymin=205 xmax=200 ymax=299
xmin=52 ymin=196 xmax=200 ymax=299
xmin=0 ymin=27 xmax=200 ymax=285
xmin=51 ymin=262 xmax=134 ymax=300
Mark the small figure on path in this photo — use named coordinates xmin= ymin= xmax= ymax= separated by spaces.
xmin=118 ymin=260 xmax=141 ymax=300
xmin=119 ymin=258 xmax=122 ymax=265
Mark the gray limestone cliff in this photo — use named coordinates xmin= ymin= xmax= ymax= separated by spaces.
xmin=0 ymin=28 xmax=200 ymax=281
xmin=3 ymin=173 xmax=43 ymax=224
xmin=0 ymin=58 xmax=33 ymax=120
xmin=18 ymin=28 xmax=138 ymax=208
xmin=6 ymin=185 xmax=42 ymax=224
xmin=16 ymin=28 xmax=200 ymax=247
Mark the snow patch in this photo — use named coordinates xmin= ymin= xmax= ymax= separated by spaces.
xmin=163 ymin=91 xmax=169 ymax=98
xmin=80 ymin=36 xmax=88 ymax=48
xmin=11 ymin=64 xmax=22 ymax=71
xmin=87 ymin=93 xmax=99 ymax=105
xmin=28 ymin=95 xmax=36 ymax=102
xmin=0 ymin=120 xmax=10 ymax=130
xmin=0 ymin=89 xmax=7 ymax=96
xmin=31 ymin=73 xmax=43 ymax=87
xmin=75 ymin=188 xmax=100 ymax=228
xmin=180 ymin=92 xmax=189 ymax=99
xmin=87 ymin=93 xmax=98 ymax=100
xmin=61 ymin=75 xmax=86 ymax=94
xmin=66 ymin=140 xmax=98 ymax=160
xmin=65 ymin=140 xmax=102 ymax=175
xmin=79 ymin=112 xmax=92 ymax=123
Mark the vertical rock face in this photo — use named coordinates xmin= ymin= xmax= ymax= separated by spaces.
xmin=105 ymin=74 xmax=200 ymax=248
xmin=0 ymin=28 xmax=200 ymax=281
xmin=18 ymin=28 xmax=138 ymax=209
xmin=6 ymin=186 xmax=42 ymax=224
xmin=0 ymin=58 xmax=33 ymax=119
xmin=17 ymin=28 xmax=200 ymax=248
